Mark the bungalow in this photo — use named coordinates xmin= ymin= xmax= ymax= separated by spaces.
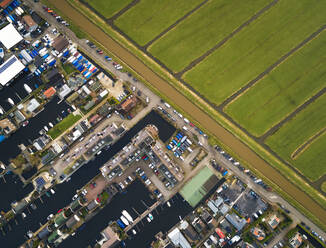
xmin=251 ymin=227 xmax=266 ymax=241
xmin=289 ymin=233 xmax=303 ymax=248
xmin=268 ymin=215 xmax=280 ymax=229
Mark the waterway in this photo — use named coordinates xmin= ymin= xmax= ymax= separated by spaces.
xmin=0 ymin=110 xmax=175 ymax=247
xmin=47 ymin=0 xmax=326 ymax=224
xmin=0 ymin=71 xmax=42 ymax=112
xmin=0 ymin=95 xmax=70 ymax=165
xmin=59 ymin=182 xmax=192 ymax=248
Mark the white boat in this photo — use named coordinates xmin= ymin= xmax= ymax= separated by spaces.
xmin=49 ymin=122 xmax=54 ymax=128
xmin=44 ymin=126 xmax=49 ymax=132
xmin=167 ymin=201 xmax=171 ymax=207
xmin=122 ymin=210 xmax=133 ymax=223
xmin=120 ymin=216 xmax=129 ymax=226
xmin=0 ymin=106 xmax=4 ymax=115
xmin=24 ymin=84 xmax=32 ymax=94
xmin=7 ymin=98 xmax=14 ymax=106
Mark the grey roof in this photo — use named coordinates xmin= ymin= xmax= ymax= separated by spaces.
xmin=37 ymin=225 xmax=51 ymax=239
xmin=225 ymin=213 xmax=247 ymax=231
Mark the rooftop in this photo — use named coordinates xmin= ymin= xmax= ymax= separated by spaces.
xmin=0 ymin=23 xmax=23 ymax=49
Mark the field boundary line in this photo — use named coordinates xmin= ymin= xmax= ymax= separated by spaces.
xmin=175 ymin=0 xmax=280 ymax=78
xmin=291 ymin=126 xmax=326 ymax=160
xmin=143 ymin=0 xmax=210 ymax=50
xmin=219 ymin=24 xmax=326 ymax=110
xmin=260 ymin=87 xmax=326 ymax=141
xmin=107 ymin=0 xmax=140 ymax=23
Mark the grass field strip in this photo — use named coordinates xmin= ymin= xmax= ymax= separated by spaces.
xmin=265 ymin=94 xmax=326 ymax=181
xmin=183 ymin=0 xmax=326 ymax=106
xmin=114 ymin=0 xmax=201 ymax=46
xmin=260 ymin=87 xmax=326 ymax=142
xmin=149 ymin=0 xmax=273 ymax=73
xmin=142 ymin=0 xmax=209 ymax=50
xmin=176 ymin=0 xmax=280 ymax=77
xmin=225 ymin=29 xmax=326 ymax=137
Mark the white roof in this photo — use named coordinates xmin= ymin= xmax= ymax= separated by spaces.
xmin=168 ymin=228 xmax=191 ymax=248
xmin=0 ymin=55 xmax=25 ymax=86
xmin=0 ymin=24 xmax=23 ymax=49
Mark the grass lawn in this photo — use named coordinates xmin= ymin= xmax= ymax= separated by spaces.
xmin=62 ymin=62 xmax=76 ymax=75
xmin=183 ymin=0 xmax=326 ymax=106
xmin=48 ymin=114 xmax=82 ymax=139
xmin=265 ymin=94 xmax=326 ymax=181
xmin=225 ymin=31 xmax=326 ymax=136
xmin=114 ymin=0 xmax=200 ymax=46
xmin=322 ymin=182 xmax=326 ymax=193
xmin=149 ymin=0 xmax=271 ymax=72
xmin=84 ymin=0 xmax=133 ymax=19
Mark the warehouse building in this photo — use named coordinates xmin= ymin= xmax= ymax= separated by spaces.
xmin=0 ymin=23 xmax=23 ymax=49
xmin=0 ymin=55 xmax=25 ymax=86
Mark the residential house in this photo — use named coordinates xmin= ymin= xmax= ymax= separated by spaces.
xmin=289 ymin=233 xmax=303 ymax=248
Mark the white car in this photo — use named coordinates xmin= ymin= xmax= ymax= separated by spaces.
xmin=50 ymin=189 xmax=55 ymax=194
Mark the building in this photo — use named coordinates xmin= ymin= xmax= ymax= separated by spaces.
xmin=0 ymin=55 xmax=25 ymax=86
xmin=179 ymin=220 xmax=200 ymax=242
xmin=26 ymin=98 xmax=40 ymax=113
xmin=65 ymin=215 xmax=80 ymax=229
xmin=119 ymin=95 xmax=137 ymax=113
xmin=0 ymin=118 xmax=17 ymax=134
xmin=251 ymin=227 xmax=266 ymax=241
xmin=0 ymin=23 xmax=22 ymax=49
xmin=268 ymin=215 xmax=280 ymax=229
xmin=47 ymin=230 xmax=62 ymax=244
xmin=225 ymin=213 xmax=247 ymax=231
xmin=101 ymin=226 xmax=120 ymax=248
xmin=14 ymin=110 xmax=26 ymax=123
xmin=22 ymin=15 xmax=38 ymax=32
xmin=0 ymin=0 xmax=13 ymax=8
xmin=37 ymin=225 xmax=52 ymax=240
xmin=52 ymin=35 xmax=69 ymax=53
xmin=43 ymin=87 xmax=56 ymax=99
xmin=168 ymin=228 xmax=191 ymax=248
xmin=289 ymin=233 xmax=303 ymax=248
xmin=86 ymin=199 xmax=100 ymax=212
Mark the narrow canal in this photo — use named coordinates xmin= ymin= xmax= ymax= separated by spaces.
xmin=0 ymin=110 xmax=175 ymax=247
xmin=0 ymin=95 xmax=71 ymax=165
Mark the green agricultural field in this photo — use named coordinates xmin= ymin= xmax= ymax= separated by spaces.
xmin=225 ymin=31 xmax=326 ymax=137
xmin=114 ymin=0 xmax=200 ymax=46
xmin=84 ymin=0 xmax=133 ymax=19
xmin=183 ymin=0 xmax=326 ymax=106
xmin=149 ymin=0 xmax=271 ymax=72
xmin=266 ymin=94 xmax=326 ymax=181
xmin=48 ymin=114 xmax=82 ymax=139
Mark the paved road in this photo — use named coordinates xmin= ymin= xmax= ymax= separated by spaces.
xmin=26 ymin=0 xmax=326 ymax=238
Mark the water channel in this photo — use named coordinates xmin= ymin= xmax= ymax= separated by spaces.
xmin=0 ymin=110 xmax=176 ymax=247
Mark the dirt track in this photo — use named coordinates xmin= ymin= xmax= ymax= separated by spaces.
xmin=50 ymin=0 xmax=326 ymax=224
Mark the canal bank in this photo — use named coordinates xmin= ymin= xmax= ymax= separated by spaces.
xmin=45 ymin=0 xmax=326 ymax=226
xmin=0 ymin=110 xmax=175 ymax=247
xmin=0 ymin=96 xmax=70 ymax=165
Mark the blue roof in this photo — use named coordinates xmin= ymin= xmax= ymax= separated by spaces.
xmin=36 ymin=177 xmax=46 ymax=188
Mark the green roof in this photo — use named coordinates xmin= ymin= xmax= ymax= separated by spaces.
xmin=180 ymin=166 xmax=214 ymax=207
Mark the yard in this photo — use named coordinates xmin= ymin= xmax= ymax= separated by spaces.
xmin=225 ymin=31 xmax=326 ymax=136
xmin=149 ymin=0 xmax=271 ymax=72
xmin=265 ymin=94 xmax=326 ymax=181
xmin=183 ymin=0 xmax=326 ymax=106
xmin=48 ymin=113 xmax=82 ymax=139
xmin=114 ymin=0 xmax=200 ymax=46
xmin=83 ymin=0 xmax=133 ymax=19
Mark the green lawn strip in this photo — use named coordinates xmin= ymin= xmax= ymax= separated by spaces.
xmin=225 ymin=32 xmax=326 ymax=136
xmin=115 ymin=0 xmax=200 ymax=46
xmin=62 ymin=62 xmax=77 ymax=75
xmin=48 ymin=114 xmax=82 ymax=139
xmin=149 ymin=0 xmax=271 ymax=72
xmin=183 ymin=0 xmax=326 ymax=105
xmin=64 ymin=0 xmax=326 ymax=230
xmin=265 ymin=94 xmax=326 ymax=181
xmin=322 ymin=182 xmax=326 ymax=193
xmin=84 ymin=0 xmax=133 ymax=19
